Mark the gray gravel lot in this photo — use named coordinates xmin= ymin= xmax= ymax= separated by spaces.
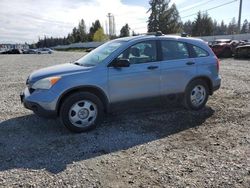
xmin=0 ymin=52 xmax=249 ymax=187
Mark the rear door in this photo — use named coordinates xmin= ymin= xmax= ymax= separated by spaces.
xmin=108 ymin=40 xmax=161 ymax=103
xmin=159 ymin=40 xmax=197 ymax=95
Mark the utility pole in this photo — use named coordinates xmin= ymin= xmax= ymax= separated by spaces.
xmin=238 ymin=0 xmax=243 ymax=33
xmin=107 ymin=13 xmax=116 ymax=37
xmin=107 ymin=13 xmax=112 ymax=37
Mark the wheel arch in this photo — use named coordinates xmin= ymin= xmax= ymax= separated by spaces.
xmin=56 ymin=86 xmax=110 ymax=116
xmin=186 ymin=76 xmax=213 ymax=95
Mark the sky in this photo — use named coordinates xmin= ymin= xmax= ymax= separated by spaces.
xmin=0 ymin=0 xmax=249 ymax=44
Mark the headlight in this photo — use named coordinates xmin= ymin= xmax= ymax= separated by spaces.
xmin=31 ymin=76 xmax=61 ymax=90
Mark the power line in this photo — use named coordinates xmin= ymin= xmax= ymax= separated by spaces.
xmin=181 ymin=0 xmax=238 ymax=19
xmin=180 ymin=0 xmax=216 ymax=13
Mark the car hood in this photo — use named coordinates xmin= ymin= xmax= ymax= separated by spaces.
xmin=28 ymin=63 xmax=92 ymax=84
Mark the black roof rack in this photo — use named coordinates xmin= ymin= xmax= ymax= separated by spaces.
xmin=146 ymin=31 xmax=164 ymax=36
xmin=181 ymin=32 xmax=188 ymax=37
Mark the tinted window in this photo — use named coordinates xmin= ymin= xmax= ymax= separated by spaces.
xmin=192 ymin=45 xmax=209 ymax=57
xmin=161 ymin=41 xmax=189 ymax=60
xmin=118 ymin=41 xmax=157 ymax=64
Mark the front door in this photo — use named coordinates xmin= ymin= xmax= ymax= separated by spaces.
xmin=108 ymin=40 xmax=161 ymax=103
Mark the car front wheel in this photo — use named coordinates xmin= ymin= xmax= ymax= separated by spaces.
xmin=183 ymin=79 xmax=209 ymax=110
xmin=60 ymin=92 xmax=104 ymax=133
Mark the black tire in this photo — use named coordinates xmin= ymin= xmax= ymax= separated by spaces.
xmin=59 ymin=92 xmax=104 ymax=133
xmin=234 ymin=50 xmax=239 ymax=58
xmin=222 ymin=48 xmax=232 ymax=58
xmin=183 ymin=79 xmax=209 ymax=110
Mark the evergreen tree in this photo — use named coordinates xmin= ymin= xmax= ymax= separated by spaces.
xmin=161 ymin=3 xmax=182 ymax=34
xmin=147 ymin=0 xmax=181 ymax=34
xmin=67 ymin=33 xmax=74 ymax=44
xmin=241 ymin=19 xmax=249 ymax=33
xmin=147 ymin=0 xmax=163 ymax=32
xmin=213 ymin=20 xmax=219 ymax=35
xmin=227 ymin=17 xmax=237 ymax=34
xmin=89 ymin=20 xmax=102 ymax=41
xmin=192 ymin=11 xmax=213 ymax=36
xmin=78 ymin=19 xmax=87 ymax=42
xmin=183 ymin=20 xmax=193 ymax=35
xmin=219 ymin=21 xmax=228 ymax=35
xmin=120 ymin=24 xmax=130 ymax=37
xmin=72 ymin=27 xmax=78 ymax=42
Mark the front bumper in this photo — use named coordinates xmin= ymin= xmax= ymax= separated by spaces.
xmin=20 ymin=88 xmax=57 ymax=118
xmin=213 ymin=84 xmax=221 ymax=92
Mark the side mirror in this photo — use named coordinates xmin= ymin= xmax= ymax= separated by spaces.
xmin=112 ymin=59 xmax=130 ymax=68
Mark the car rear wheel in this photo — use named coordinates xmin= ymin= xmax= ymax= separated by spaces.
xmin=183 ymin=79 xmax=209 ymax=110
xmin=60 ymin=92 xmax=104 ymax=133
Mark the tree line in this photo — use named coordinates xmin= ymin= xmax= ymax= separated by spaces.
xmin=34 ymin=0 xmax=250 ymax=48
xmin=183 ymin=13 xmax=250 ymax=36
xmin=36 ymin=19 xmax=107 ymax=48
xmin=147 ymin=0 xmax=250 ymax=36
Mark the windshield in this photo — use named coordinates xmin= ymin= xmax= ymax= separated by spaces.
xmin=76 ymin=41 xmax=124 ymax=66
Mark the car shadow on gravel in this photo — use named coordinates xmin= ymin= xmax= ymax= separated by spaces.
xmin=0 ymin=105 xmax=214 ymax=174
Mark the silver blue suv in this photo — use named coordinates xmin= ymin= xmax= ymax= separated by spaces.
xmin=20 ymin=33 xmax=221 ymax=132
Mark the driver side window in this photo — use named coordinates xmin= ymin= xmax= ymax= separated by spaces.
xmin=118 ymin=41 xmax=157 ymax=64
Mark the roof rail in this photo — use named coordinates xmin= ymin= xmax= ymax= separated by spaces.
xmin=146 ymin=31 xmax=164 ymax=36
xmin=181 ymin=32 xmax=188 ymax=37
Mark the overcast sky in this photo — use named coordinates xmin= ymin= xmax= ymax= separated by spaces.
xmin=0 ymin=0 xmax=249 ymax=44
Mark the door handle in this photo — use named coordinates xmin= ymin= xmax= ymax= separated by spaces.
xmin=186 ymin=62 xmax=195 ymax=65
xmin=147 ymin=65 xmax=158 ymax=70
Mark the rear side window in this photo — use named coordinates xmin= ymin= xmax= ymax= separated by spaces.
xmin=161 ymin=40 xmax=189 ymax=60
xmin=192 ymin=45 xmax=209 ymax=57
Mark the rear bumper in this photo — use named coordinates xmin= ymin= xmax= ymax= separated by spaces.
xmin=211 ymin=75 xmax=221 ymax=94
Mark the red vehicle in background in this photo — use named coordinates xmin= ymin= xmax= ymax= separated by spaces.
xmin=210 ymin=39 xmax=235 ymax=58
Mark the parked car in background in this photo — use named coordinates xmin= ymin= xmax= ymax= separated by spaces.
xmin=37 ymin=48 xmax=53 ymax=54
xmin=1 ymin=49 xmax=22 ymax=54
xmin=23 ymin=49 xmax=37 ymax=54
xmin=20 ymin=33 xmax=221 ymax=133
xmin=210 ymin=39 xmax=233 ymax=58
xmin=207 ymin=41 xmax=213 ymax=48
xmin=234 ymin=44 xmax=250 ymax=58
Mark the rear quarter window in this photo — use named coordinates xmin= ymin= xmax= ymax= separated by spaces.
xmin=192 ymin=45 xmax=209 ymax=57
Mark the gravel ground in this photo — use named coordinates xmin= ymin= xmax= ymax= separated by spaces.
xmin=0 ymin=52 xmax=249 ymax=187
